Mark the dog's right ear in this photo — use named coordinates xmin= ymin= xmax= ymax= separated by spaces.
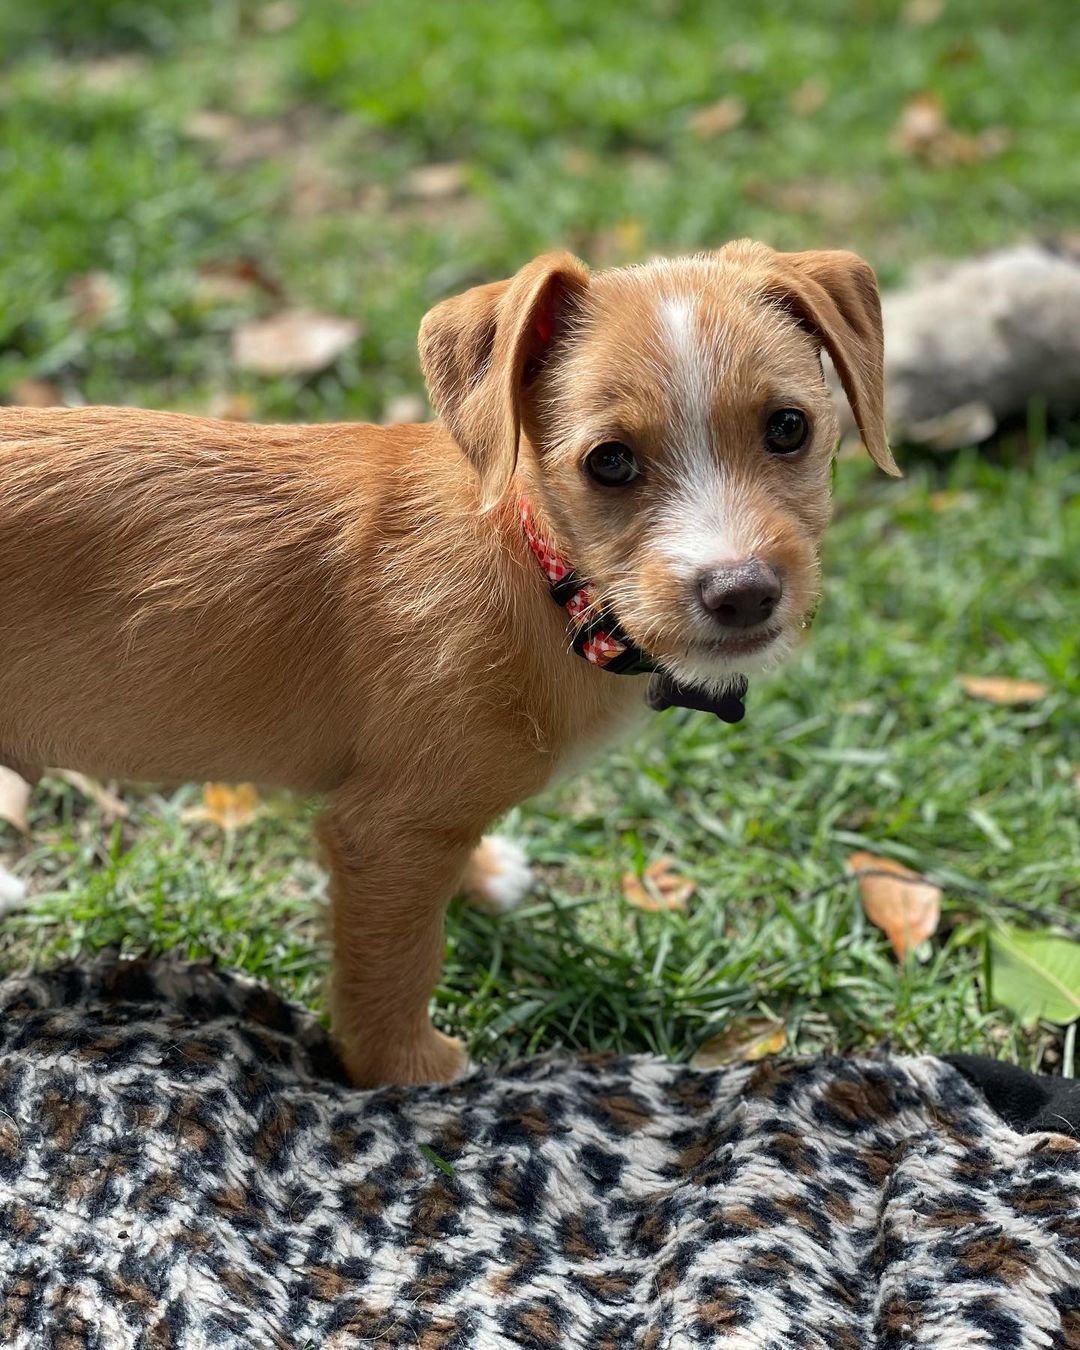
xmin=419 ymin=252 xmax=590 ymax=508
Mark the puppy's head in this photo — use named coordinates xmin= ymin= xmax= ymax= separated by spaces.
xmin=420 ymin=240 xmax=897 ymax=691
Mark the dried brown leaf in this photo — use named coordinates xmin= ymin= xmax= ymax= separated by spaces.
xmin=692 ymin=1018 xmax=787 ymax=1068
xmin=232 ymin=310 xmax=359 ymax=377
xmin=256 ymin=0 xmax=298 ymax=32
xmin=723 ymin=44 xmax=756 ymax=73
xmin=197 ymin=257 xmax=284 ymax=305
xmin=185 ymin=110 xmax=242 ymax=142
xmin=381 ymin=394 xmax=427 ymax=426
xmin=405 ymin=162 xmax=468 ymax=201
xmin=208 ymin=392 xmax=255 ymax=422
xmin=591 ymin=219 xmax=645 ymax=267
xmin=894 ymin=92 xmax=1008 ymax=166
xmin=789 ymin=79 xmax=828 ymax=117
xmin=688 ymin=96 xmax=746 ymax=138
xmin=9 ymin=378 xmax=63 ymax=407
xmin=0 ymin=767 xmax=32 ymax=836
xmin=902 ymin=0 xmax=944 ymax=25
xmin=68 ymin=272 xmax=118 ymax=329
xmin=848 ymin=852 xmax=941 ymax=959
xmin=959 ymin=675 xmax=1049 ymax=705
xmin=53 ymin=770 xmax=129 ymax=821
xmin=182 ymin=783 xmax=261 ymax=830
xmin=621 ymin=857 xmax=695 ymax=912
xmin=184 ymin=112 xmax=292 ymax=165
xmin=75 ymin=55 xmax=146 ymax=92
xmin=927 ymin=489 xmax=976 ymax=512
xmin=894 ymin=91 xmax=947 ymax=152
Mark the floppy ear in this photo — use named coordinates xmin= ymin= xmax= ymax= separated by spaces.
xmin=765 ymin=249 xmax=899 ymax=477
xmin=418 ymin=252 xmax=590 ymax=507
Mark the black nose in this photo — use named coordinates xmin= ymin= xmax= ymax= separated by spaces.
xmin=699 ymin=559 xmax=783 ymax=629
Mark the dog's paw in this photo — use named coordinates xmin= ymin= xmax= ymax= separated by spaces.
xmin=462 ymin=835 xmax=533 ymax=915
xmin=340 ymin=1026 xmax=466 ymax=1088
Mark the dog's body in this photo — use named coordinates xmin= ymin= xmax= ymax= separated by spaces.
xmin=0 ymin=240 xmax=896 ymax=1085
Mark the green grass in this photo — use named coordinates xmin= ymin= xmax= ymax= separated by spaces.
xmin=1 ymin=0 xmax=1077 ymax=1072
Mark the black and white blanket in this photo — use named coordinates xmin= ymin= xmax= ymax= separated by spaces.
xmin=0 ymin=958 xmax=1076 ymax=1349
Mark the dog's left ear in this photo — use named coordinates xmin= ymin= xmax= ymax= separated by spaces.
xmin=419 ymin=252 xmax=591 ymax=508
xmin=765 ymin=249 xmax=900 ymax=477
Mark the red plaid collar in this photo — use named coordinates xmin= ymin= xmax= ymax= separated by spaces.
xmin=518 ymin=495 xmax=657 ymax=675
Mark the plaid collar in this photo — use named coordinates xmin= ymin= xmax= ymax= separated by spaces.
xmin=517 ymin=494 xmax=748 ymax=722
xmin=518 ymin=496 xmax=657 ymax=675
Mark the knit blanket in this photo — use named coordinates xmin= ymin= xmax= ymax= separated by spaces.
xmin=0 ymin=959 xmax=1076 ymax=1349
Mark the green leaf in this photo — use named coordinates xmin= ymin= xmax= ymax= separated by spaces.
xmin=418 ymin=1143 xmax=457 ymax=1178
xmin=988 ymin=927 xmax=1080 ymax=1026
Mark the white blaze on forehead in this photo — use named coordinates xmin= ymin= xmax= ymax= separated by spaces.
xmin=657 ymin=296 xmax=712 ymax=475
xmin=656 ymin=295 xmax=762 ymax=573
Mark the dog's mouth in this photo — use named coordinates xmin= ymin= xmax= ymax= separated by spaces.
xmin=642 ymin=621 xmax=794 ymax=694
xmin=696 ymin=627 xmax=782 ymax=658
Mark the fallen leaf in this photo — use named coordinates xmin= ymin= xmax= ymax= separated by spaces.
xmin=232 ymin=310 xmax=360 ymax=377
xmin=691 ymin=1017 xmax=787 ymax=1068
xmin=196 ymin=257 xmax=284 ymax=305
xmin=405 ymin=162 xmax=468 ymax=201
xmin=418 ymin=1143 xmax=457 ymax=1177
xmin=562 ymin=145 xmax=596 ymax=176
xmin=893 ymin=92 xmax=1009 ymax=166
xmin=381 ymin=394 xmax=427 ymax=426
xmin=688 ymin=96 xmax=746 ymax=138
xmin=894 ymin=92 xmax=949 ymax=157
xmin=0 ymin=767 xmax=32 ymax=835
xmin=256 ymin=0 xmax=298 ymax=31
xmin=182 ymin=783 xmax=260 ymax=830
xmin=73 ymin=55 xmax=146 ymax=92
xmin=208 ymin=392 xmax=255 ymax=422
xmin=53 ymin=770 xmax=129 ymax=821
xmin=68 ymin=272 xmax=118 ymax=329
xmin=939 ymin=37 xmax=980 ymax=66
xmin=903 ymin=0 xmax=944 ymax=25
xmin=184 ymin=111 xmax=292 ymax=165
xmin=927 ymin=489 xmax=976 ymax=512
xmin=848 ymin=851 xmax=941 ymax=959
xmin=723 ymin=44 xmax=756 ymax=73
xmin=591 ymin=218 xmax=645 ymax=266
xmin=959 ymin=676 xmax=1049 ymax=705
xmin=185 ymin=109 xmax=242 ymax=142
xmin=621 ymin=857 xmax=695 ymax=913
xmin=288 ymin=164 xmax=352 ymax=218
xmin=789 ymin=79 xmax=828 ymax=117
xmin=988 ymin=926 xmax=1080 ymax=1026
xmin=9 ymin=378 xmax=63 ymax=407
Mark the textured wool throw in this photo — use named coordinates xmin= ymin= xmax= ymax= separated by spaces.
xmin=0 ymin=958 xmax=1076 ymax=1349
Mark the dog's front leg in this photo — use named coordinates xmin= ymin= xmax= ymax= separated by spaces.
xmin=320 ymin=797 xmax=477 ymax=1087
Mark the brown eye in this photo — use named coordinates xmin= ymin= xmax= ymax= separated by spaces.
xmin=764 ymin=409 xmax=810 ymax=455
xmin=585 ymin=442 xmax=641 ymax=487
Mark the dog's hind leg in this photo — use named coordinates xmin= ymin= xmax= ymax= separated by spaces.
xmin=320 ymin=793 xmax=475 ymax=1088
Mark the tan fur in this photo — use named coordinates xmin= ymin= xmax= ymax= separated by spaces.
xmin=0 ymin=240 xmax=891 ymax=1086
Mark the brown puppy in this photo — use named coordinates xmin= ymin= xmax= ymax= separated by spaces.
xmin=0 ymin=241 xmax=897 ymax=1086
